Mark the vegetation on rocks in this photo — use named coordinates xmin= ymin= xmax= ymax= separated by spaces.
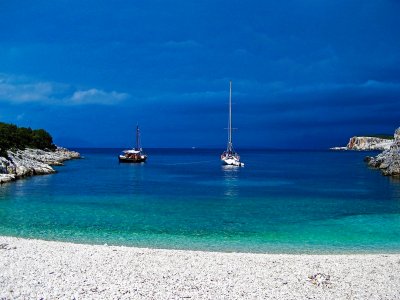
xmin=0 ymin=122 xmax=56 ymax=157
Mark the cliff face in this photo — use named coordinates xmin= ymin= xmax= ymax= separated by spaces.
xmin=0 ymin=147 xmax=80 ymax=184
xmin=346 ymin=136 xmax=393 ymax=150
xmin=365 ymin=128 xmax=400 ymax=177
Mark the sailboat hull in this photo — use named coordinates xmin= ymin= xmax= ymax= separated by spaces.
xmin=119 ymin=155 xmax=147 ymax=163
xmin=221 ymin=157 xmax=244 ymax=167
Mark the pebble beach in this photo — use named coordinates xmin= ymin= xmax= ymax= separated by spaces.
xmin=1 ymin=236 xmax=399 ymax=299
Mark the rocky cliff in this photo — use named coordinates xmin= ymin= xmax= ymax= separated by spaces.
xmin=365 ymin=128 xmax=400 ymax=177
xmin=331 ymin=136 xmax=393 ymax=151
xmin=347 ymin=136 xmax=393 ymax=150
xmin=0 ymin=147 xmax=80 ymax=184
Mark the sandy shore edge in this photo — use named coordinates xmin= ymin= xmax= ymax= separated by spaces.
xmin=1 ymin=236 xmax=399 ymax=299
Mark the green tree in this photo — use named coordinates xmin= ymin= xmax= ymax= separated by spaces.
xmin=0 ymin=122 xmax=56 ymax=156
xmin=16 ymin=127 xmax=33 ymax=149
xmin=31 ymin=129 xmax=56 ymax=150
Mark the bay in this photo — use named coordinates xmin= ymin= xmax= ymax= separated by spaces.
xmin=0 ymin=148 xmax=399 ymax=253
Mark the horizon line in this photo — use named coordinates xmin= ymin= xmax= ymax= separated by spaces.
xmin=64 ymin=146 xmax=338 ymax=151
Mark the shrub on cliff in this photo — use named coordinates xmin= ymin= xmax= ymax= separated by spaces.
xmin=31 ymin=129 xmax=56 ymax=150
xmin=0 ymin=122 xmax=56 ymax=156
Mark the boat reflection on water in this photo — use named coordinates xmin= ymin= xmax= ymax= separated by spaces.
xmin=222 ymin=165 xmax=240 ymax=197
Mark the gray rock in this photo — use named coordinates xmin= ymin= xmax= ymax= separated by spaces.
xmin=366 ymin=128 xmax=400 ymax=177
xmin=0 ymin=147 xmax=80 ymax=184
xmin=331 ymin=136 xmax=393 ymax=151
xmin=0 ymin=174 xmax=16 ymax=184
xmin=347 ymin=136 xmax=393 ymax=150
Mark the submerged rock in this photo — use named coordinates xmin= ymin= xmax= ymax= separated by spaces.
xmin=0 ymin=147 xmax=80 ymax=184
xmin=366 ymin=128 xmax=400 ymax=177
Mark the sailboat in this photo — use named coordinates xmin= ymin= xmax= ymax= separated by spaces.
xmin=119 ymin=125 xmax=148 ymax=163
xmin=221 ymin=81 xmax=244 ymax=167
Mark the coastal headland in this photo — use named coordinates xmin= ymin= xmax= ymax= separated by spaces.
xmin=0 ymin=236 xmax=399 ymax=299
xmin=365 ymin=128 xmax=400 ymax=177
xmin=331 ymin=136 xmax=394 ymax=151
xmin=0 ymin=122 xmax=80 ymax=184
xmin=330 ymin=127 xmax=400 ymax=177
xmin=0 ymin=147 xmax=80 ymax=184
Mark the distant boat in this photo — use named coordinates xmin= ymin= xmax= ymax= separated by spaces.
xmin=221 ymin=81 xmax=244 ymax=167
xmin=119 ymin=125 xmax=148 ymax=163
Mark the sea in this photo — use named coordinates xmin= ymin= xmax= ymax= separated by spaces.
xmin=0 ymin=148 xmax=399 ymax=254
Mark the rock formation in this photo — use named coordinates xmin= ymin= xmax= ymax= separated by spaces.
xmin=331 ymin=136 xmax=393 ymax=151
xmin=346 ymin=136 xmax=393 ymax=150
xmin=0 ymin=147 xmax=80 ymax=184
xmin=364 ymin=128 xmax=400 ymax=177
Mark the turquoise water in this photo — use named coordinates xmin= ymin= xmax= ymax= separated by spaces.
xmin=0 ymin=149 xmax=400 ymax=253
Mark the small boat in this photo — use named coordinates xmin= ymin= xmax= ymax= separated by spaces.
xmin=221 ymin=81 xmax=244 ymax=167
xmin=119 ymin=125 xmax=148 ymax=163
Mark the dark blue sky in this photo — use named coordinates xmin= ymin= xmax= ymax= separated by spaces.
xmin=0 ymin=0 xmax=399 ymax=148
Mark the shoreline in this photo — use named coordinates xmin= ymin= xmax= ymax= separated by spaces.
xmin=2 ymin=233 xmax=400 ymax=255
xmin=0 ymin=147 xmax=80 ymax=184
xmin=1 ymin=236 xmax=399 ymax=299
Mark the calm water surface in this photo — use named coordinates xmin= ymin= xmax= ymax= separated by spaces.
xmin=0 ymin=149 xmax=399 ymax=253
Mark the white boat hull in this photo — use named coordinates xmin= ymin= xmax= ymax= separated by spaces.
xmin=221 ymin=157 xmax=244 ymax=167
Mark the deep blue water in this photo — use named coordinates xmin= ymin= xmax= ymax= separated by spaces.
xmin=0 ymin=148 xmax=399 ymax=253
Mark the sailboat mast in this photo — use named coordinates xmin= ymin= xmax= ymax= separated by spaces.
xmin=136 ymin=125 xmax=140 ymax=150
xmin=227 ymin=81 xmax=233 ymax=152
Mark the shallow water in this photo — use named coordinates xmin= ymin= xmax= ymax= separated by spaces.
xmin=0 ymin=148 xmax=399 ymax=253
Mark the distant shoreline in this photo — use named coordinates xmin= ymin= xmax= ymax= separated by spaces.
xmin=330 ymin=136 xmax=393 ymax=151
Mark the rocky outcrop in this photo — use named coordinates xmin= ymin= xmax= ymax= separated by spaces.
xmin=365 ymin=128 xmax=400 ymax=177
xmin=347 ymin=136 xmax=393 ymax=150
xmin=0 ymin=147 xmax=80 ymax=184
xmin=331 ymin=136 xmax=393 ymax=151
